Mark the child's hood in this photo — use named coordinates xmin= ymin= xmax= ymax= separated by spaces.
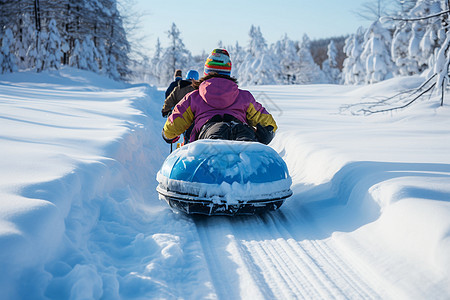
xmin=198 ymin=77 xmax=239 ymax=109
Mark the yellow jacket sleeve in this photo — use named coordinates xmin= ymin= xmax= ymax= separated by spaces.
xmin=246 ymin=102 xmax=278 ymax=132
xmin=162 ymin=101 xmax=194 ymax=139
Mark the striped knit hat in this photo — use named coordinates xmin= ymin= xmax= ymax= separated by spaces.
xmin=204 ymin=49 xmax=232 ymax=76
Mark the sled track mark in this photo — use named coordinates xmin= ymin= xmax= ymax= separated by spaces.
xmin=195 ymin=217 xmax=275 ymax=299
xmin=238 ymin=217 xmax=342 ymax=299
xmin=194 ymin=218 xmax=237 ymax=299
xmin=302 ymin=238 xmax=380 ymax=299
xmin=195 ymin=212 xmax=382 ymax=299
xmin=264 ymin=212 xmax=382 ymax=299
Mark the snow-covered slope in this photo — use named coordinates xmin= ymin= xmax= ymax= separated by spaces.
xmin=0 ymin=69 xmax=449 ymax=299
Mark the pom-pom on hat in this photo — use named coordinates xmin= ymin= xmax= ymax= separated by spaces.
xmin=204 ymin=49 xmax=232 ymax=76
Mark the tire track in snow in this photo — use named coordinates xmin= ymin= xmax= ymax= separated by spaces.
xmin=194 ymin=211 xmax=381 ymax=299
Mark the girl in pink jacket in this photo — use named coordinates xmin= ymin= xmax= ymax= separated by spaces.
xmin=162 ymin=49 xmax=277 ymax=145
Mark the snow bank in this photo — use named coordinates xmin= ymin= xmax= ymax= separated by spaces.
xmin=0 ymin=68 xmax=213 ymax=299
xmin=260 ymin=79 xmax=450 ymax=297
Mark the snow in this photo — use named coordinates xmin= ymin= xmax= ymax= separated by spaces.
xmin=1 ymin=67 xmax=450 ymax=299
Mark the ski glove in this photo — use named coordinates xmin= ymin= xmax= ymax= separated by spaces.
xmin=255 ymin=124 xmax=275 ymax=145
xmin=162 ymin=109 xmax=171 ymax=118
xmin=162 ymin=131 xmax=180 ymax=144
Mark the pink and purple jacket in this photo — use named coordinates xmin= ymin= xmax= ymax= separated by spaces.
xmin=163 ymin=77 xmax=278 ymax=142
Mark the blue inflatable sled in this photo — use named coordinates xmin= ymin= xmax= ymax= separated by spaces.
xmin=156 ymin=140 xmax=292 ymax=216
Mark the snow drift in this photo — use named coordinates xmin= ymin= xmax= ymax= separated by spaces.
xmin=0 ymin=68 xmax=449 ymax=299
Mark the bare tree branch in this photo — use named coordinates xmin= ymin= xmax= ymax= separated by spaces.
xmin=359 ymin=82 xmax=436 ymax=115
xmin=339 ymin=74 xmax=440 ymax=115
xmin=381 ymin=9 xmax=450 ymax=22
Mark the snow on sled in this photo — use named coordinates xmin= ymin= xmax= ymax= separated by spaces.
xmin=156 ymin=139 xmax=292 ymax=216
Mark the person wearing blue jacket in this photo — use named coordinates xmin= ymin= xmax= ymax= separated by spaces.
xmin=165 ymin=69 xmax=183 ymax=98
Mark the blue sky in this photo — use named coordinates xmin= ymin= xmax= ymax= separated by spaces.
xmin=131 ymin=0 xmax=373 ymax=56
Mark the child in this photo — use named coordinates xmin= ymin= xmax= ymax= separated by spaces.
xmin=165 ymin=69 xmax=182 ymax=99
xmin=161 ymin=70 xmax=199 ymax=118
xmin=162 ymin=49 xmax=277 ymax=145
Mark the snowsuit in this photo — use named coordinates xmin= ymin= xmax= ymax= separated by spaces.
xmin=162 ymin=79 xmax=195 ymax=116
xmin=162 ymin=77 xmax=277 ymax=144
xmin=165 ymin=77 xmax=182 ymax=99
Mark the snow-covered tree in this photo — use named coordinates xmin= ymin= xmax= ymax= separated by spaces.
xmin=0 ymin=0 xmax=131 ymax=80
xmin=248 ymin=53 xmax=281 ymax=85
xmin=297 ymin=34 xmax=325 ymax=84
xmin=107 ymin=10 xmax=132 ymax=80
xmin=12 ymin=24 xmax=25 ymax=69
xmin=158 ymin=23 xmax=191 ymax=85
xmin=342 ymin=27 xmax=366 ymax=85
xmin=238 ymin=25 xmax=280 ymax=85
xmin=107 ymin=54 xmax=121 ymax=81
xmin=151 ymin=38 xmax=163 ymax=84
xmin=69 ymin=39 xmax=83 ymax=70
xmin=360 ymin=20 xmax=394 ymax=84
xmin=342 ymin=35 xmax=355 ymax=84
xmin=228 ymin=41 xmax=246 ymax=78
xmin=16 ymin=13 xmax=36 ymax=69
xmin=247 ymin=25 xmax=267 ymax=56
xmin=85 ymin=35 xmax=100 ymax=73
xmin=41 ymin=19 xmax=67 ymax=70
xmin=97 ymin=40 xmax=109 ymax=75
xmin=273 ymin=34 xmax=300 ymax=84
xmin=75 ymin=35 xmax=100 ymax=73
xmin=70 ymin=35 xmax=100 ymax=73
xmin=391 ymin=21 xmax=419 ymax=76
xmin=345 ymin=1 xmax=450 ymax=112
xmin=434 ymin=29 xmax=450 ymax=106
xmin=407 ymin=0 xmax=444 ymax=74
xmin=322 ymin=40 xmax=341 ymax=83
xmin=0 ymin=28 xmax=18 ymax=73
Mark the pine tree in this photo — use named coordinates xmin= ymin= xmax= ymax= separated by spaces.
xmin=228 ymin=41 xmax=245 ymax=78
xmin=273 ymin=34 xmax=300 ymax=84
xmin=360 ymin=20 xmax=394 ymax=84
xmin=297 ymin=34 xmax=325 ymax=84
xmin=247 ymin=25 xmax=267 ymax=55
xmin=434 ymin=29 xmax=450 ymax=106
xmin=71 ymin=35 xmax=100 ymax=73
xmin=349 ymin=27 xmax=366 ymax=84
xmin=0 ymin=28 xmax=18 ymax=73
xmin=0 ymin=0 xmax=131 ymax=80
xmin=18 ymin=13 xmax=37 ymax=70
xmin=158 ymin=23 xmax=191 ymax=85
xmin=238 ymin=25 xmax=279 ymax=85
xmin=407 ymin=0 xmax=444 ymax=73
xmin=391 ymin=21 xmax=419 ymax=76
xmin=107 ymin=54 xmax=121 ymax=81
xmin=97 ymin=40 xmax=109 ymax=75
xmin=69 ymin=39 xmax=83 ymax=69
xmin=322 ymin=40 xmax=341 ymax=83
xmin=151 ymin=38 xmax=163 ymax=84
xmin=41 ymin=19 xmax=67 ymax=70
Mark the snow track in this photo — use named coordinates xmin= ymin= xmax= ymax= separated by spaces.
xmin=195 ymin=210 xmax=381 ymax=299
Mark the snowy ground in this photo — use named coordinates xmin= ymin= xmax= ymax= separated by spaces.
xmin=1 ymin=68 xmax=449 ymax=299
